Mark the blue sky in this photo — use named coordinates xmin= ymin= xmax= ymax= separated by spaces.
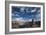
xmin=12 ymin=6 xmax=41 ymax=21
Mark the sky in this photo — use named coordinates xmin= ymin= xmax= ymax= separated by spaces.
xmin=12 ymin=6 xmax=41 ymax=22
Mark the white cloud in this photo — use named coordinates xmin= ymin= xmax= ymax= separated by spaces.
xmin=14 ymin=17 xmax=24 ymax=21
xmin=26 ymin=8 xmax=31 ymax=13
xmin=12 ymin=17 xmax=32 ymax=22
xmin=34 ymin=14 xmax=41 ymax=21
xmin=28 ymin=19 xmax=32 ymax=21
xmin=15 ymin=14 xmax=20 ymax=16
xmin=12 ymin=13 xmax=20 ymax=17
xmin=14 ymin=11 xmax=19 ymax=14
xmin=37 ymin=10 xmax=40 ymax=12
xmin=26 ymin=8 xmax=28 ymax=12
xmin=20 ymin=7 xmax=25 ymax=12
xmin=37 ymin=10 xmax=41 ymax=14
xmin=31 ymin=8 xmax=36 ymax=13
xmin=21 ymin=7 xmax=24 ymax=10
xmin=36 ymin=14 xmax=41 ymax=19
xmin=12 ymin=17 xmax=25 ymax=25
xmin=14 ymin=18 xmax=32 ymax=25
xmin=12 ymin=18 xmax=20 ymax=21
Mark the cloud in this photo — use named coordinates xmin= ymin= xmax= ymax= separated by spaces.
xmin=36 ymin=13 xmax=41 ymax=18
xmin=12 ymin=17 xmax=23 ymax=21
xmin=16 ymin=17 xmax=23 ymax=21
xmin=20 ymin=7 xmax=25 ymax=12
xmin=34 ymin=14 xmax=41 ymax=21
xmin=26 ymin=8 xmax=31 ymax=13
xmin=28 ymin=19 xmax=32 ymax=21
xmin=12 ymin=13 xmax=20 ymax=17
xmin=15 ymin=14 xmax=20 ymax=17
xmin=14 ymin=11 xmax=20 ymax=14
xmin=12 ymin=17 xmax=32 ymax=22
xmin=15 ymin=17 xmax=33 ymax=22
xmin=37 ymin=10 xmax=41 ymax=14
xmin=12 ymin=13 xmax=15 ymax=16
xmin=31 ymin=8 xmax=36 ymax=13
xmin=12 ymin=7 xmax=41 ymax=22
xmin=37 ymin=10 xmax=40 ymax=12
